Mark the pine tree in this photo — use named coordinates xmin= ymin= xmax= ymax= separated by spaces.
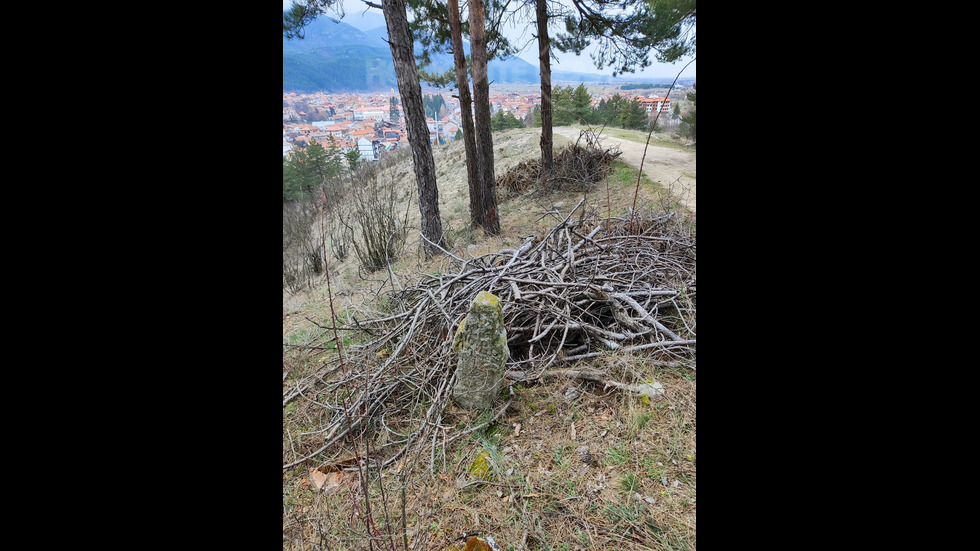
xmin=680 ymin=83 xmax=696 ymax=142
xmin=554 ymin=0 xmax=696 ymax=77
xmin=284 ymin=0 xmax=446 ymax=257
xmin=618 ymin=98 xmax=648 ymax=129
xmin=571 ymin=83 xmax=593 ymax=124
xmin=552 ymin=85 xmax=575 ymax=126
xmin=491 ymin=110 xmax=525 ymax=131
xmin=406 ymin=0 xmax=514 ymax=235
xmin=382 ymin=0 xmax=446 ymax=255
xmin=446 ymin=0 xmax=482 ymax=230
xmin=468 ymin=0 xmax=500 ymax=235
xmin=535 ymin=0 xmax=554 ymax=172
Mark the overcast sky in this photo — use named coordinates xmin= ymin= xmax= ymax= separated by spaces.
xmin=283 ymin=0 xmax=695 ymax=80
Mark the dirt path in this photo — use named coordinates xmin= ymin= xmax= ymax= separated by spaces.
xmin=551 ymin=126 xmax=697 ymax=213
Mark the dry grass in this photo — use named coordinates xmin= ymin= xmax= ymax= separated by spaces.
xmin=284 ymin=128 xmax=695 ymax=551
xmin=283 ymin=356 xmax=695 ymax=551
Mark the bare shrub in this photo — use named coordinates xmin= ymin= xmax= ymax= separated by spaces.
xmin=282 ymin=193 xmax=322 ymax=294
xmin=340 ymin=163 xmax=414 ymax=274
xmin=283 ymin=175 xmax=349 ymax=294
xmin=327 ymin=212 xmax=351 ymax=262
xmin=283 ymin=148 xmax=414 ymax=292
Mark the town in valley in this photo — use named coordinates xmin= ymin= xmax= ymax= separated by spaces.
xmin=283 ymin=83 xmax=687 ymax=162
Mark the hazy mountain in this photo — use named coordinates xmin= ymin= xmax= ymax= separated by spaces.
xmin=283 ymin=18 xmax=615 ymax=92
xmin=283 ymin=18 xmax=397 ymax=91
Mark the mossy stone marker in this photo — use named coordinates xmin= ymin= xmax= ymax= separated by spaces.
xmin=452 ymin=291 xmax=509 ymax=410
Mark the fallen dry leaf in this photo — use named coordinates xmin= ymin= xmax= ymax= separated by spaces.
xmin=310 ymin=469 xmax=328 ymax=490
xmin=324 ymin=472 xmax=343 ymax=493
xmin=513 ymin=422 xmax=521 ymax=437
xmin=310 ymin=468 xmax=344 ymax=493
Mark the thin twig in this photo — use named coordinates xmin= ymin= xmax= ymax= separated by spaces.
xmin=629 ymin=57 xmax=696 ymax=233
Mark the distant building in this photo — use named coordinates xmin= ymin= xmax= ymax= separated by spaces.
xmin=427 ymin=118 xmax=451 ymax=145
xmin=349 ymin=128 xmax=376 ymax=142
xmin=325 ymin=124 xmax=350 ymax=138
xmin=357 ymin=137 xmax=383 ymax=161
xmin=638 ymin=96 xmax=671 ymax=113
xmin=354 ymin=107 xmax=388 ymax=121
xmin=309 ymin=132 xmax=332 ymax=144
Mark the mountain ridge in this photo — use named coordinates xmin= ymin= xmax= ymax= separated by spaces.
xmin=282 ymin=18 xmax=617 ymax=92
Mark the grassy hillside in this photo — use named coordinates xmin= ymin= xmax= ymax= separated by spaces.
xmin=283 ymin=127 xmax=696 ymax=551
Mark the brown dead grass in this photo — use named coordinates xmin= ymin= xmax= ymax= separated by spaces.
xmin=284 ymin=128 xmax=695 ymax=551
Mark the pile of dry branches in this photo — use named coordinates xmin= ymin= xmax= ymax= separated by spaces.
xmin=283 ymin=200 xmax=695 ymax=474
xmin=497 ymin=158 xmax=539 ymax=195
xmin=498 ymin=131 xmax=622 ymax=196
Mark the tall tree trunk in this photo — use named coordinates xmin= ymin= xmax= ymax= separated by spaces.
xmin=448 ymin=0 xmax=482 ymax=230
xmin=467 ymin=0 xmax=501 ymax=236
xmin=536 ymin=0 xmax=554 ymax=172
xmin=382 ymin=0 xmax=445 ymax=258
